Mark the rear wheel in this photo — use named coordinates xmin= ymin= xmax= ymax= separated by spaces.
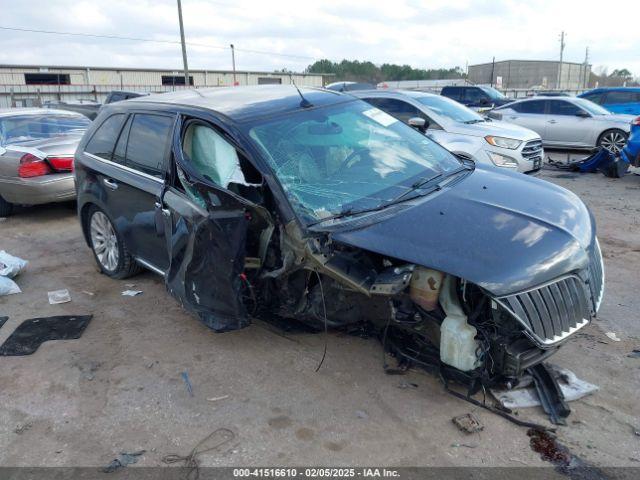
xmin=598 ymin=129 xmax=628 ymax=154
xmin=0 ymin=194 xmax=13 ymax=217
xmin=87 ymin=206 xmax=141 ymax=279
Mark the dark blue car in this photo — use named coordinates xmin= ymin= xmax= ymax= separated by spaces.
xmin=579 ymin=87 xmax=640 ymax=115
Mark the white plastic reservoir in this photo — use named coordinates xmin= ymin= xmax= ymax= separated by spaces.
xmin=439 ymin=275 xmax=481 ymax=371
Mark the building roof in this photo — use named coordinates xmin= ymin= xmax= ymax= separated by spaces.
xmin=469 ymin=59 xmax=590 ymax=68
xmin=128 ymin=85 xmax=350 ymax=122
xmin=0 ymin=63 xmax=330 ymax=76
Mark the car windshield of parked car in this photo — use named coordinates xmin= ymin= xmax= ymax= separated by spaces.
xmin=415 ymin=95 xmax=484 ymax=123
xmin=0 ymin=114 xmax=91 ymax=146
xmin=572 ymin=98 xmax=611 ymax=116
xmin=479 ymin=86 xmax=507 ymax=100
xmin=248 ymin=101 xmax=462 ymax=223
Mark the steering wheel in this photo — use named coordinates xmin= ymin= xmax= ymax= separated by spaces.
xmin=334 ymin=148 xmax=370 ymax=175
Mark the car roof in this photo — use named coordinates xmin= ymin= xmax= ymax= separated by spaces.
xmin=581 ymin=87 xmax=640 ymax=94
xmin=0 ymin=108 xmax=86 ymax=118
xmin=350 ymin=89 xmax=438 ymax=99
xmin=126 ymin=85 xmax=349 ymax=123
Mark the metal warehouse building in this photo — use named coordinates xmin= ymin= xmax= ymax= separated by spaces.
xmin=0 ymin=64 xmax=329 ymax=108
xmin=468 ymin=59 xmax=591 ymax=90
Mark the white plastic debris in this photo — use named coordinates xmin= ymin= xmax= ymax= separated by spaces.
xmin=605 ymin=332 xmax=621 ymax=342
xmin=0 ymin=276 xmax=21 ymax=295
xmin=48 ymin=289 xmax=71 ymax=304
xmin=0 ymin=251 xmax=28 ymax=296
xmin=0 ymin=250 xmax=28 ymax=278
xmin=121 ymin=290 xmax=143 ymax=296
xmin=492 ymin=365 xmax=599 ymax=409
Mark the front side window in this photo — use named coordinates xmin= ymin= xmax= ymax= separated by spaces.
xmin=125 ymin=114 xmax=174 ymax=178
xmin=464 ymin=88 xmax=488 ymax=104
xmin=181 ymin=122 xmax=246 ymax=189
xmin=442 ymin=87 xmax=462 ymax=101
xmin=415 ymin=94 xmax=483 ymax=123
xmin=0 ymin=113 xmax=90 ymax=146
xmin=513 ymin=100 xmax=546 ymax=114
xmin=85 ymin=114 xmax=126 ymax=159
xmin=364 ymin=98 xmax=424 ymax=123
xmin=246 ymin=101 xmax=462 ymax=223
xmin=548 ymin=100 xmax=582 ymax=116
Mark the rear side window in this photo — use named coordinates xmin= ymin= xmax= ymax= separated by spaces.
xmin=605 ymin=91 xmax=638 ymax=104
xmin=442 ymin=87 xmax=462 ymax=101
xmin=85 ymin=114 xmax=126 ymax=160
xmin=125 ymin=114 xmax=174 ymax=178
xmin=513 ymin=100 xmax=546 ymax=114
xmin=548 ymin=100 xmax=581 ymax=116
xmin=582 ymin=92 xmax=605 ymax=105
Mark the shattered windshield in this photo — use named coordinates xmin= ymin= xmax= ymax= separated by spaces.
xmin=247 ymin=101 xmax=462 ymax=223
xmin=0 ymin=114 xmax=91 ymax=146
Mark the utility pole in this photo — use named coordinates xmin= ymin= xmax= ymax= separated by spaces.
xmin=176 ymin=0 xmax=190 ymax=87
xmin=557 ymin=31 xmax=566 ymax=90
xmin=230 ymin=44 xmax=237 ymax=86
xmin=583 ymin=46 xmax=590 ymax=89
xmin=490 ymin=56 xmax=495 ymax=87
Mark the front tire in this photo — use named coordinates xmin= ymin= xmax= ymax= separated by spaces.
xmin=598 ymin=129 xmax=628 ymax=154
xmin=0 ymin=194 xmax=13 ymax=217
xmin=87 ymin=206 xmax=141 ymax=279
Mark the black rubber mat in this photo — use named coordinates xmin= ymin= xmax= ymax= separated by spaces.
xmin=0 ymin=316 xmax=8 ymax=329
xmin=0 ymin=315 xmax=93 ymax=356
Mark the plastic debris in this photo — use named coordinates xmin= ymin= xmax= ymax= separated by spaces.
xmin=492 ymin=365 xmax=599 ymax=409
xmin=81 ymin=290 xmax=95 ymax=296
xmin=0 ymin=251 xmax=28 ymax=296
xmin=207 ymin=395 xmax=229 ymax=402
xmin=355 ymin=410 xmax=369 ymax=419
xmin=0 ymin=250 xmax=28 ymax=278
xmin=121 ymin=290 xmax=143 ymax=296
xmin=102 ymin=450 xmax=146 ymax=473
xmin=181 ymin=371 xmax=194 ymax=397
xmin=48 ymin=289 xmax=71 ymax=304
xmin=605 ymin=332 xmax=621 ymax=342
xmin=628 ymin=350 xmax=640 ymax=359
xmin=452 ymin=413 xmax=483 ymax=434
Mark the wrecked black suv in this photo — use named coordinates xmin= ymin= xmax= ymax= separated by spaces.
xmin=74 ymin=86 xmax=604 ymax=388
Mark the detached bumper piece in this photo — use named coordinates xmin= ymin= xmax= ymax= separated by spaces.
xmin=529 ymin=363 xmax=570 ymax=425
xmin=572 ymin=148 xmax=629 ymax=178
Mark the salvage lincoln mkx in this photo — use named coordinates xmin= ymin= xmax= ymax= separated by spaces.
xmin=74 ymin=86 xmax=604 ymax=389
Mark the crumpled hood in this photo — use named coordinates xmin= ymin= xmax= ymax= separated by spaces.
xmin=447 ymin=119 xmax=540 ymax=141
xmin=330 ymin=166 xmax=595 ymax=297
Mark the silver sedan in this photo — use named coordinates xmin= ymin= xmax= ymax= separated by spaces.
xmin=489 ymin=97 xmax=635 ymax=153
xmin=0 ymin=108 xmax=91 ymax=216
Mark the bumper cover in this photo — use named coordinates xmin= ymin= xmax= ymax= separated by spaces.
xmin=0 ymin=174 xmax=75 ymax=205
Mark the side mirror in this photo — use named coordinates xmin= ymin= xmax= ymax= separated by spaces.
xmin=408 ymin=117 xmax=428 ymax=133
xmin=575 ymin=111 xmax=590 ymax=118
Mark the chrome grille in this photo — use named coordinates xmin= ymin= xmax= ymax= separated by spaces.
xmin=497 ymin=276 xmax=591 ymax=347
xmin=586 ymin=239 xmax=605 ymax=313
xmin=522 ymin=139 xmax=543 ymax=160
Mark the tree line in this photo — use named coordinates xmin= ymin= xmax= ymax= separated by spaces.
xmin=305 ymin=59 xmax=465 ymax=84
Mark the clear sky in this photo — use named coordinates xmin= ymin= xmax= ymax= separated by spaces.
xmin=0 ymin=0 xmax=638 ymax=76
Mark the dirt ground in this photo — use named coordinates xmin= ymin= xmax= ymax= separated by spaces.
xmin=0 ymin=154 xmax=639 ymax=471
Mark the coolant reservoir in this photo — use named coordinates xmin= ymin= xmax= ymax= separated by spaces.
xmin=439 ymin=275 xmax=481 ymax=372
xmin=410 ymin=267 xmax=444 ymax=311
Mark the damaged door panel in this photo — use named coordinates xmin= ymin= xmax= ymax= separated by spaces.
xmin=161 ymin=115 xmax=273 ymax=332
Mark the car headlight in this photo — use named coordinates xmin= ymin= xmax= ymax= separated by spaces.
xmin=485 ymin=135 xmax=522 ymax=149
xmin=486 ymin=151 xmax=519 ymax=168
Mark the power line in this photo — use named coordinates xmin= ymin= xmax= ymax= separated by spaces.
xmin=0 ymin=25 xmax=315 ymax=61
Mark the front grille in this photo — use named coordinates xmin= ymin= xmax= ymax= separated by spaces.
xmin=497 ymin=276 xmax=591 ymax=347
xmin=522 ymin=139 xmax=543 ymax=160
xmin=586 ymin=239 xmax=605 ymax=313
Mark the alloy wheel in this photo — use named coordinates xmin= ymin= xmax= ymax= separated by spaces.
xmin=90 ymin=211 xmax=120 ymax=272
xmin=600 ymin=131 xmax=627 ymax=154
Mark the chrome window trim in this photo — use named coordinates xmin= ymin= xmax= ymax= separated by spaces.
xmin=83 ymin=151 xmax=165 ymax=184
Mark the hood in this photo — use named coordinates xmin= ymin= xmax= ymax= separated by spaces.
xmin=447 ymin=119 xmax=540 ymax=141
xmin=330 ymin=166 xmax=594 ymax=297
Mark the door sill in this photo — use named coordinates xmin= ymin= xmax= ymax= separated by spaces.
xmin=135 ymin=257 xmax=166 ymax=277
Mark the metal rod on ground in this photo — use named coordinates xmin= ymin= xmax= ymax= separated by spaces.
xmin=177 ymin=0 xmax=190 ymax=87
xmin=230 ymin=44 xmax=237 ymax=86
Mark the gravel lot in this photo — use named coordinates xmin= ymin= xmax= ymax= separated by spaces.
xmin=1 ymin=158 xmax=639 ymax=471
